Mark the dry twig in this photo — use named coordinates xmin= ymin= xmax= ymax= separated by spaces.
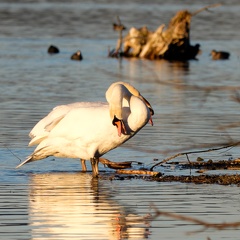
xmin=150 ymin=141 xmax=240 ymax=170
xmin=192 ymin=3 xmax=222 ymax=16
xmin=109 ymin=15 xmax=126 ymax=57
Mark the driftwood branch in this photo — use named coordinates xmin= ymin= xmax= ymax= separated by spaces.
xmin=99 ymin=158 xmax=160 ymax=175
xmin=99 ymin=157 xmax=142 ymax=170
xmin=150 ymin=205 xmax=240 ymax=234
xmin=116 ymin=169 xmax=160 ymax=176
xmin=150 ymin=141 xmax=240 ymax=170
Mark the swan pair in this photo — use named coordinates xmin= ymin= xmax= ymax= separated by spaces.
xmin=16 ymin=82 xmax=154 ymax=177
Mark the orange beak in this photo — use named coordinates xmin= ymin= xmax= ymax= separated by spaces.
xmin=149 ymin=116 xmax=153 ymax=126
xmin=113 ymin=116 xmax=127 ymax=137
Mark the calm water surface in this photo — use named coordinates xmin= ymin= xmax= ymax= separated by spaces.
xmin=1 ymin=0 xmax=240 ymax=239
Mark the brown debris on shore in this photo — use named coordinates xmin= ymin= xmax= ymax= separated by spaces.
xmin=154 ymin=174 xmax=240 ymax=186
xmin=101 ymin=159 xmax=240 ymax=186
xmin=104 ymin=172 xmax=240 ymax=186
xmin=107 ymin=172 xmax=240 ymax=186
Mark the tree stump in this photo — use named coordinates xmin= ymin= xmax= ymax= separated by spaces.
xmin=122 ymin=10 xmax=200 ymax=60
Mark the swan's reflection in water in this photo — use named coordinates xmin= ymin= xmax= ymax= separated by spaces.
xmin=29 ymin=172 xmax=150 ymax=239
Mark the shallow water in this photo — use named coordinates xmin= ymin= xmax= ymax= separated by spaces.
xmin=1 ymin=0 xmax=240 ymax=239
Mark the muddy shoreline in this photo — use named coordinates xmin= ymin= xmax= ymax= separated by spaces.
xmin=106 ymin=159 xmax=240 ymax=186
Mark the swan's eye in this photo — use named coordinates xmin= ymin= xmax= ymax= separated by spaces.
xmin=141 ymin=96 xmax=154 ymax=116
xmin=112 ymin=115 xmax=120 ymax=126
xmin=149 ymin=108 xmax=154 ymax=116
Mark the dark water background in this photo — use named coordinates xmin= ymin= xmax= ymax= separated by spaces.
xmin=1 ymin=0 xmax=240 ymax=239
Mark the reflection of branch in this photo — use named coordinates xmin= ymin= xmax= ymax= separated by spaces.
xmin=150 ymin=141 xmax=240 ymax=170
xmin=218 ymin=122 xmax=240 ymax=130
xmin=176 ymin=84 xmax=240 ymax=92
xmin=98 ymin=66 xmax=240 ymax=94
xmin=151 ymin=204 xmax=240 ymax=234
xmin=232 ymin=91 xmax=240 ymax=103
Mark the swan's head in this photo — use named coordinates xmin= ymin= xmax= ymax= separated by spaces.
xmin=118 ymin=82 xmax=154 ymax=126
xmin=106 ymin=82 xmax=154 ymax=136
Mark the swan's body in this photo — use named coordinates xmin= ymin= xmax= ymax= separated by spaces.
xmin=16 ymin=82 xmax=154 ymax=176
xmin=28 ymin=102 xmax=103 ymax=171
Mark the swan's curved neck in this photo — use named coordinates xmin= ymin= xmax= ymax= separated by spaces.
xmin=106 ymin=82 xmax=150 ymax=135
xmin=106 ymin=83 xmax=132 ymax=121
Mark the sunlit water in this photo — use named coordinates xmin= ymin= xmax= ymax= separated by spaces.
xmin=1 ymin=0 xmax=240 ymax=239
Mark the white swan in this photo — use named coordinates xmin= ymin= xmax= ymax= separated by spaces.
xmin=16 ymin=82 xmax=154 ymax=176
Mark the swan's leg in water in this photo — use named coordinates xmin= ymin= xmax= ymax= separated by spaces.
xmin=90 ymin=157 xmax=99 ymax=177
xmin=80 ymin=159 xmax=87 ymax=172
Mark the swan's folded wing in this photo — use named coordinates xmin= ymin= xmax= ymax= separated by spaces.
xmin=29 ymin=102 xmax=107 ymax=144
xmin=28 ymin=133 xmax=48 ymax=146
xmin=29 ymin=105 xmax=72 ymax=138
xmin=29 ymin=114 xmax=66 ymax=146
xmin=44 ymin=115 xmax=65 ymax=132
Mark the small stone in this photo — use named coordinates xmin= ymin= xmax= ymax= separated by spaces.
xmin=197 ymin=157 xmax=204 ymax=162
xmin=48 ymin=45 xmax=59 ymax=54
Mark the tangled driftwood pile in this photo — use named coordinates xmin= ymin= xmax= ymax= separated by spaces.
xmin=110 ymin=4 xmax=221 ymax=61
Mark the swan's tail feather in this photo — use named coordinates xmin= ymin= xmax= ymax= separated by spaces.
xmin=16 ymin=155 xmax=33 ymax=168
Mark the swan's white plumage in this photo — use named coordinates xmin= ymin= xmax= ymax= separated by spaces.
xmin=28 ymin=102 xmax=105 ymax=146
xmin=16 ymin=82 xmax=154 ymax=176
